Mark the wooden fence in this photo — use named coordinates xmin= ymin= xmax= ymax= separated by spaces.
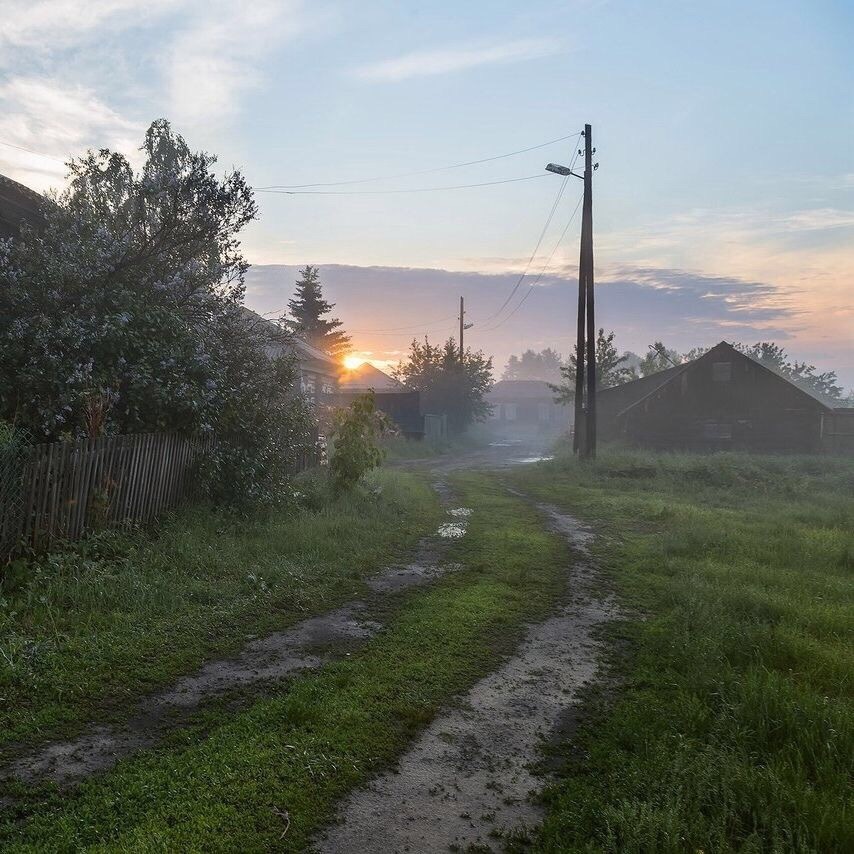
xmin=0 ymin=433 xmax=213 ymax=561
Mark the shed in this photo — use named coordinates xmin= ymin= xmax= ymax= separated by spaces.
xmin=334 ymin=363 xmax=423 ymax=438
xmin=599 ymin=341 xmax=852 ymax=454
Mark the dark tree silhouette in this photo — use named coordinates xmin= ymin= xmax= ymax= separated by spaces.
xmin=286 ymin=265 xmax=350 ymax=357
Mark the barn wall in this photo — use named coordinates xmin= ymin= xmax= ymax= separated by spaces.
xmin=619 ymin=349 xmax=826 ymax=453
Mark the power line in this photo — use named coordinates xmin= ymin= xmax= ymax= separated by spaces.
xmin=257 ymin=131 xmax=582 ymax=190
xmin=476 ymin=140 xmax=582 ymax=325
xmin=478 ymin=191 xmax=584 ymax=333
xmin=0 ymin=138 xmax=65 ymax=164
xmin=256 ymin=173 xmax=551 ymax=195
xmin=477 ymin=174 xmax=569 ymax=324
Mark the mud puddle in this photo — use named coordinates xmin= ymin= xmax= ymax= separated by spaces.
xmin=2 ymin=484 xmax=463 ymax=788
xmin=315 ymin=501 xmax=617 ymax=853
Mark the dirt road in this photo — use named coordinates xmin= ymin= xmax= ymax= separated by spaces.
xmin=315 ymin=502 xmax=616 ymax=853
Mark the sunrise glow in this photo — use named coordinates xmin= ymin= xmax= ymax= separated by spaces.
xmin=343 ymin=355 xmax=365 ymax=371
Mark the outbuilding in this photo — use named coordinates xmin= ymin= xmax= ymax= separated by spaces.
xmin=598 ymin=341 xmax=853 ymax=454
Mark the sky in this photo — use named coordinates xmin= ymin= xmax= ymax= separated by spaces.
xmin=1 ymin=0 xmax=852 ymax=387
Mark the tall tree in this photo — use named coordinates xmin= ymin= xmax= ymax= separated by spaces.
xmin=502 ymin=348 xmax=564 ymax=383
xmin=550 ymin=329 xmax=636 ymax=404
xmin=393 ymin=337 xmax=493 ymax=434
xmin=286 ymin=265 xmax=350 ymax=356
xmin=735 ymin=342 xmax=843 ymax=402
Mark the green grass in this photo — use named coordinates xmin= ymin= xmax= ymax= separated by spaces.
xmin=507 ymin=447 xmax=854 ymax=853
xmin=0 ymin=468 xmax=441 ymax=750
xmin=1 ymin=471 xmax=568 ymax=851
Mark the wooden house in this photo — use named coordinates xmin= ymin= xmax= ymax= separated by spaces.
xmin=598 ymin=341 xmax=854 ymax=454
xmin=487 ymin=380 xmax=570 ymax=433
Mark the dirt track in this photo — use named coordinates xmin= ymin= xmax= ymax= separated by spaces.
xmin=315 ymin=502 xmax=617 ymax=853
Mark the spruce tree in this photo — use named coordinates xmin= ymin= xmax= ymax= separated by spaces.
xmin=286 ymin=265 xmax=350 ymax=356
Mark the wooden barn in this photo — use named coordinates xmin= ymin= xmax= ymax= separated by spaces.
xmin=334 ymin=362 xmax=424 ymax=439
xmin=599 ymin=341 xmax=854 ymax=454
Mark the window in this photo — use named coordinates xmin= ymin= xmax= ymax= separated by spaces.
xmin=538 ymin=403 xmax=550 ymax=422
xmin=712 ymin=361 xmax=732 ymax=382
xmin=504 ymin=403 xmax=517 ymax=421
xmin=702 ymin=420 xmax=732 ymax=439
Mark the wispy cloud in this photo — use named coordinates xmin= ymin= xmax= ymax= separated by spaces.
xmin=0 ymin=77 xmax=141 ymax=190
xmin=164 ymin=1 xmax=315 ymax=126
xmin=0 ymin=0 xmax=178 ymax=50
xmin=352 ymin=38 xmax=561 ymax=82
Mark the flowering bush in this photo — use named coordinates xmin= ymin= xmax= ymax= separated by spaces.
xmin=0 ymin=120 xmax=313 ymax=507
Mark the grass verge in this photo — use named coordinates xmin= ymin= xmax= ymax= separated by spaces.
xmin=0 ymin=468 xmax=440 ymax=750
xmin=508 ymin=448 xmax=854 ymax=853
xmin=1 ymin=471 xmax=567 ymax=851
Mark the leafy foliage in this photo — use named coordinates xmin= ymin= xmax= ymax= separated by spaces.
xmin=0 ymin=120 xmax=314 ymax=506
xmin=734 ymin=341 xmax=843 ymax=402
xmin=285 ymin=265 xmax=350 ymax=357
xmin=502 ymin=348 xmax=564 ymax=383
xmin=638 ymin=341 xmax=682 ymax=376
xmin=551 ymin=328 xmax=637 ymax=402
xmin=393 ymin=338 xmax=493 ymax=434
xmin=328 ymin=392 xmax=393 ymax=493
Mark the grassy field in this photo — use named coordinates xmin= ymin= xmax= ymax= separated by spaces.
xmin=508 ymin=448 xmax=854 ymax=853
xmin=1 ymin=472 xmax=568 ymax=851
xmin=0 ymin=468 xmax=441 ymax=750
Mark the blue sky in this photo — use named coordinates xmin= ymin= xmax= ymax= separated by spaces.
xmin=1 ymin=0 xmax=852 ymax=385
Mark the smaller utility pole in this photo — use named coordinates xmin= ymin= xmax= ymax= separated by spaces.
xmin=459 ymin=296 xmax=465 ymax=362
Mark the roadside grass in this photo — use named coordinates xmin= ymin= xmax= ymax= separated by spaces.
xmin=381 ymin=427 xmax=490 ymax=462
xmin=0 ymin=471 xmax=568 ymax=851
xmin=0 ymin=468 xmax=441 ymax=751
xmin=508 ymin=447 xmax=854 ymax=853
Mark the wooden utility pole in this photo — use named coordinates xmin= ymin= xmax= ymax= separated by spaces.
xmin=573 ymin=171 xmax=587 ymax=455
xmin=547 ymin=125 xmax=597 ymax=457
xmin=582 ymin=124 xmax=596 ymax=458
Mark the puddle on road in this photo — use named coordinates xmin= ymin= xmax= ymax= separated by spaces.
xmin=437 ymin=522 xmax=467 ymax=538
xmin=448 ymin=507 xmax=472 ymax=517
xmin=510 ymin=455 xmax=555 ymax=464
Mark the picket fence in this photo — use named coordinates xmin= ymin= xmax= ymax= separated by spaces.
xmin=0 ymin=431 xmax=326 ymax=563
xmin=0 ymin=433 xmax=217 ymax=561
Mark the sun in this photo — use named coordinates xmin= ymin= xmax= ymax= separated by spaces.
xmin=343 ymin=354 xmax=365 ymax=371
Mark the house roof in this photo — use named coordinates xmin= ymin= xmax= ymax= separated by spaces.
xmin=0 ymin=173 xmax=46 ymax=240
xmin=487 ymin=379 xmax=556 ymax=400
xmin=339 ymin=362 xmax=407 ymax=393
xmin=616 ymin=341 xmax=833 ymax=418
xmin=240 ymin=307 xmax=339 ymax=369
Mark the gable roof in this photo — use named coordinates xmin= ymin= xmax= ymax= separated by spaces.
xmin=0 ymin=173 xmax=46 ymax=240
xmin=339 ymin=362 xmax=407 ymax=393
xmin=240 ymin=307 xmax=339 ymax=369
xmin=617 ymin=341 xmax=832 ymax=418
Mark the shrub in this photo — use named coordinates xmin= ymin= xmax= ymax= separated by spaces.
xmin=328 ymin=392 xmax=394 ymax=493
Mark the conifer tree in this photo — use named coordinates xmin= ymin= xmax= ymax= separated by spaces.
xmin=286 ymin=265 xmax=350 ymax=356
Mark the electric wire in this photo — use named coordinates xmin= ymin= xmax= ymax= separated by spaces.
xmin=256 ymin=173 xmax=550 ymax=195
xmin=478 ymin=190 xmax=584 ymax=333
xmin=256 ymin=132 xmax=582 ymax=189
xmin=475 ymin=141 xmax=582 ymax=325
